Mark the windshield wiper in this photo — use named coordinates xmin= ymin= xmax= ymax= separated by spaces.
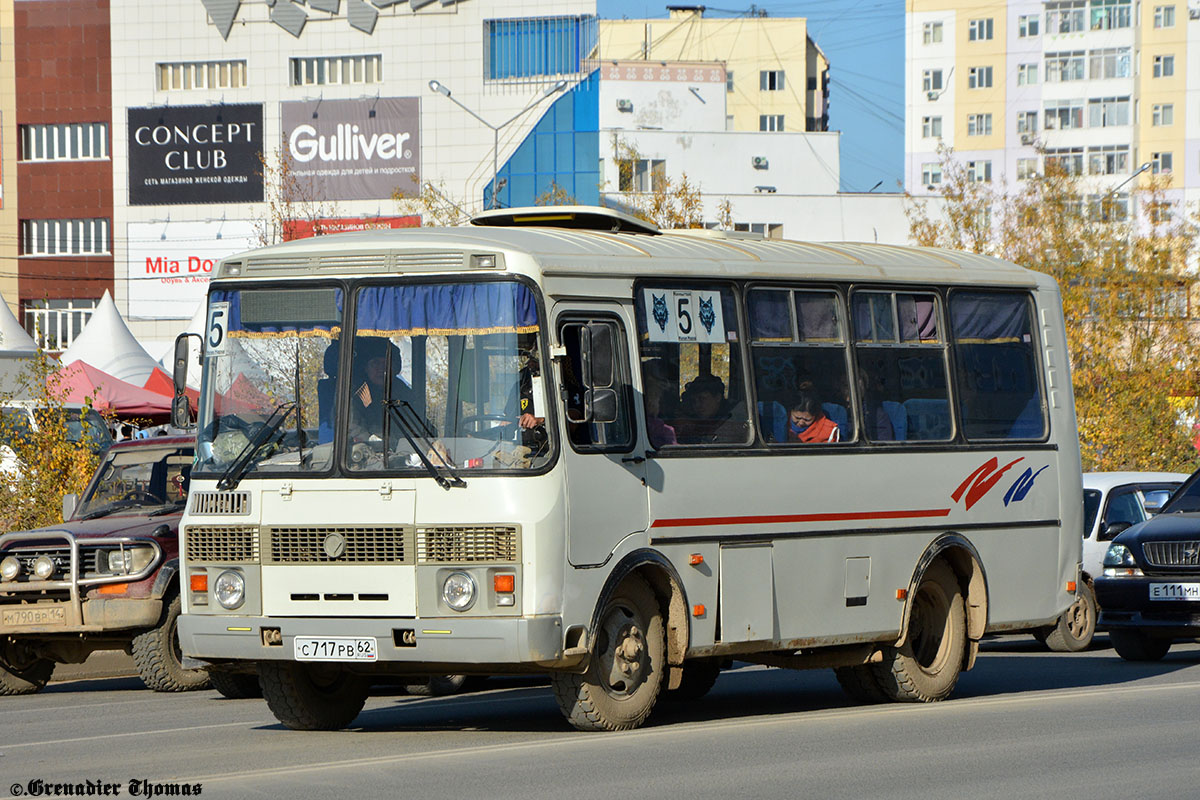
xmin=78 ymin=500 xmax=139 ymax=521
xmin=216 ymin=402 xmax=296 ymax=491
xmin=385 ymin=400 xmax=466 ymax=490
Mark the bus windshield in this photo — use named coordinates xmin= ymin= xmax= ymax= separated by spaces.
xmin=194 ymin=279 xmax=551 ymax=478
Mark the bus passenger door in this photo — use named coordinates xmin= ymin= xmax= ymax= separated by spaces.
xmin=555 ymin=309 xmax=649 ymax=566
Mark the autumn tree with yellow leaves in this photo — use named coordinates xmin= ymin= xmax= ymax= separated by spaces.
xmin=908 ymin=147 xmax=1200 ymax=471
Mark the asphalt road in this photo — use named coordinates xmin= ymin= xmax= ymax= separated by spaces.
xmin=4 ymin=635 xmax=1199 ymax=800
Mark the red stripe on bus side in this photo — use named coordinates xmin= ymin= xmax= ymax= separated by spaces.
xmin=649 ymin=508 xmax=954 ymax=529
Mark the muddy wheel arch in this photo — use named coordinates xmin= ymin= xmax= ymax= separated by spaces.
xmin=897 ymin=533 xmax=989 ymax=670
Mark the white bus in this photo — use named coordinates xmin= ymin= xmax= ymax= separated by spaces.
xmin=174 ymin=206 xmax=1083 ymax=731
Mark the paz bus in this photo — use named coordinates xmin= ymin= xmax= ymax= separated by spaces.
xmin=173 ymin=206 xmax=1083 ymax=731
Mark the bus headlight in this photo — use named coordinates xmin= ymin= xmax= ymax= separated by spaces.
xmin=442 ymin=571 xmax=476 ymax=611
xmin=214 ymin=570 xmax=246 ymax=610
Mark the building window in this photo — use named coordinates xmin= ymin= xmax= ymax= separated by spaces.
xmin=1090 ymin=0 xmax=1132 ymax=30
xmin=759 ymin=115 xmax=784 ymax=132
xmin=23 ymin=299 xmax=99 ymax=352
xmin=1088 ymin=48 xmax=1132 ymax=80
xmin=1152 ymin=103 xmax=1175 ymax=126
xmin=484 ymin=16 xmax=596 ymax=80
xmin=923 ymin=21 xmax=943 ymax=43
xmin=726 ymin=70 xmax=734 ymax=92
xmin=1046 ymin=1 xmax=1086 ymax=33
xmin=1086 ymin=192 xmax=1129 ymax=221
xmin=1018 ymin=14 xmax=1040 ymax=37
xmin=967 ymin=114 xmax=993 ymax=136
xmin=922 ymin=69 xmax=944 ymax=93
xmin=967 ymin=160 xmax=992 ymax=182
xmin=19 ymin=219 xmax=110 ymax=257
xmin=1045 ymin=99 xmax=1085 ymax=130
xmin=968 ymin=18 xmax=994 ymax=40
xmin=922 ymin=116 xmax=942 ymax=138
xmin=157 ymin=60 xmax=247 ymax=91
xmin=1153 ymin=55 xmax=1175 ymax=78
xmin=1088 ymin=96 xmax=1130 ymax=127
xmin=1154 ymin=5 xmax=1176 ymax=27
xmin=618 ymin=159 xmax=666 ymax=192
xmin=760 ymin=70 xmax=785 ymax=91
xmin=1046 ymin=51 xmax=1086 ymax=82
xmin=290 ymin=55 xmax=382 ymax=86
xmin=1017 ymin=63 xmax=1038 ymax=86
xmin=1088 ymin=145 xmax=1130 ymax=175
xmin=1152 ymin=152 xmax=1173 ymax=174
xmin=1045 ymin=147 xmax=1084 ymax=175
xmin=1017 ymin=111 xmax=1038 ymax=135
xmin=922 ymin=163 xmax=942 ymax=187
xmin=18 ymin=123 xmax=108 ymax=161
xmin=1017 ymin=158 xmax=1039 ymax=180
xmin=968 ymin=66 xmax=993 ymax=89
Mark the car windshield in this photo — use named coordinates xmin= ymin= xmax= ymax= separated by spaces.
xmin=1161 ymin=474 xmax=1200 ymax=513
xmin=76 ymin=445 xmax=194 ymax=519
xmin=195 ymin=279 xmax=551 ymax=478
xmin=1083 ymin=489 xmax=1100 ymax=536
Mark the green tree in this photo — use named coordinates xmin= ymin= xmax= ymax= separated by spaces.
xmin=908 ymin=147 xmax=1200 ymax=471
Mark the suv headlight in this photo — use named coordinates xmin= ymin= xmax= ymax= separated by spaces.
xmin=104 ymin=546 xmax=156 ymax=575
xmin=1103 ymin=543 xmax=1143 ymax=577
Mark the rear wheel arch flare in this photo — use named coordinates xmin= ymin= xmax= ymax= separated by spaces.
xmin=899 ymin=533 xmax=989 ymax=648
xmin=590 ymin=549 xmax=689 ymax=668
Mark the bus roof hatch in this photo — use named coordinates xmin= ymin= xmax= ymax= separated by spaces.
xmin=470 ymin=205 xmax=661 ymax=236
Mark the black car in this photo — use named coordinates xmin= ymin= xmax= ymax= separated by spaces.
xmin=1095 ymin=470 xmax=1200 ymax=661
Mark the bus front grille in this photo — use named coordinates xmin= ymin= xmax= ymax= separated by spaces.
xmin=190 ymin=491 xmax=251 ymax=515
xmin=416 ymin=526 xmax=519 ymax=563
xmin=266 ymin=527 xmax=408 ymax=564
xmin=186 ymin=526 xmax=260 ymax=563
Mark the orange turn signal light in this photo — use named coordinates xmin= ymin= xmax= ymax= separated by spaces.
xmin=97 ymin=582 xmax=130 ymax=595
xmin=494 ymin=574 xmax=515 ymax=594
xmin=1067 ymin=581 xmax=1077 ymax=593
xmin=689 ymin=554 xmax=704 ymax=566
xmin=896 ymin=589 xmax=908 ymax=601
xmin=190 ymin=572 xmax=208 ymax=593
xmin=692 ymin=604 xmax=705 ymax=617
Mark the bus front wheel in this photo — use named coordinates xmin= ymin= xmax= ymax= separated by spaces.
xmin=259 ymin=662 xmax=369 ymax=730
xmin=551 ymin=575 xmax=665 ymax=731
xmin=872 ymin=561 xmax=965 ymax=702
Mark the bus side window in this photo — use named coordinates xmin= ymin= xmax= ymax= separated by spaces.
xmin=557 ymin=319 xmax=634 ymax=452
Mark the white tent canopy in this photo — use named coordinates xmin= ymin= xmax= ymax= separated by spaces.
xmin=60 ymin=290 xmax=163 ymax=385
xmin=0 ymin=294 xmax=37 ymax=352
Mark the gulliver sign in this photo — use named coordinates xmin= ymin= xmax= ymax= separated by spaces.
xmin=128 ymin=105 xmax=264 ymax=205
xmin=281 ymin=97 xmax=420 ymax=201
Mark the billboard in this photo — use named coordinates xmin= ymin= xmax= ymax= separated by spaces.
xmin=126 ymin=220 xmax=257 ymax=318
xmin=281 ymin=97 xmax=419 ymax=201
xmin=283 ymin=215 xmax=420 ymax=240
xmin=128 ymin=104 xmax=264 ymax=205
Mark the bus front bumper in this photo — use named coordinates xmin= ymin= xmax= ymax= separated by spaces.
xmin=178 ymin=612 xmax=573 ymax=671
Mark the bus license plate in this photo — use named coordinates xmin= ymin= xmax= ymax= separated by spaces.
xmin=2 ymin=606 xmax=66 ymax=626
xmin=1149 ymin=583 xmax=1200 ymax=601
xmin=294 ymin=636 xmax=378 ymax=662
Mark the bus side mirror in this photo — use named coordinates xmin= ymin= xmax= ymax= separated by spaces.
xmin=578 ymin=323 xmax=618 ymax=424
xmin=586 ymin=388 xmax=618 ymax=424
xmin=172 ymin=333 xmax=201 ymax=430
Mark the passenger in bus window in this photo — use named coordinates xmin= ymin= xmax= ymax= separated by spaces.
xmin=641 ymin=360 xmax=677 ymax=448
xmin=787 ymin=391 xmax=840 ymax=443
xmin=674 ymin=374 xmax=731 ymax=444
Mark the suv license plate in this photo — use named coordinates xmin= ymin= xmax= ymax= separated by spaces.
xmin=1149 ymin=583 xmax=1200 ymax=601
xmin=294 ymin=636 xmax=378 ymax=662
xmin=2 ymin=606 xmax=66 ymax=626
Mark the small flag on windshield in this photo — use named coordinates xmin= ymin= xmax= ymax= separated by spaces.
xmin=355 ymin=381 xmax=372 ymax=407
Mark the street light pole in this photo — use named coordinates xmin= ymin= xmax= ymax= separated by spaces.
xmin=428 ymin=79 xmax=568 ymax=210
xmin=1111 ymin=161 xmax=1152 ymax=197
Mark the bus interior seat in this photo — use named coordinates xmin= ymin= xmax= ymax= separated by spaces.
xmin=881 ymin=400 xmax=907 ymax=441
xmin=757 ymin=400 xmax=787 ymax=443
xmin=1007 ymin=394 xmax=1044 ymax=439
xmin=822 ymin=402 xmax=849 ymax=440
xmin=903 ymin=397 xmax=950 ymax=440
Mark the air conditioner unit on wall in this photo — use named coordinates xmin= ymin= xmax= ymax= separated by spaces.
xmin=752 ymin=156 xmax=769 ymax=169
xmin=616 ymin=99 xmax=633 ymax=113
xmin=927 ymin=91 xmax=939 ymax=101
xmin=1020 ymin=133 xmax=1033 ymax=145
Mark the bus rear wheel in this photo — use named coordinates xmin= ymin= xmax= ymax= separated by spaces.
xmin=551 ymin=575 xmax=665 ymax=731
xmin=259 ymin=662 xmax=369 ymax=730
xmin=871 ymin=561 xmax=965 ymax=702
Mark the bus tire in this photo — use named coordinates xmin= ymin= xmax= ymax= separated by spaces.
xmin=130 ymin=593 xmax=211 ymax=693
xmin=665 ymin=660 xmax=721 ymax=702
xmin=209 ymin=670 xmax=262 ymax=699
xmin=551 ymin=575 xmax=665 ymax=731
xmin=833 ymin=664 xmax=890 ymax=704
xmin=1109 ymin=630 xmax=1171 ymax=662
xmin=405 ymin=674 xmax=468 ymax=696
xmin=1043 ymin=581 xmax=1096 ymax=652
xmin=0 ymin=644 xmax=54 ymax=696
xmin=259 ymin=661 xmax=369 ymax=731
xmin=871 ymin=561 xmax=965 ymax=702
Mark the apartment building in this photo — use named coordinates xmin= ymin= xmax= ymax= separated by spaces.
xmin=600 ymin=5 xmax=830 ymax=133
xmin=0 ymin=0 xmax=15 ymax=325
xmin=906 ymin=0 xmax=1195 ymax=217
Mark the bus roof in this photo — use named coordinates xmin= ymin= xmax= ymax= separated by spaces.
xmin=214 ymin=210 xmax=1046 ymax=290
